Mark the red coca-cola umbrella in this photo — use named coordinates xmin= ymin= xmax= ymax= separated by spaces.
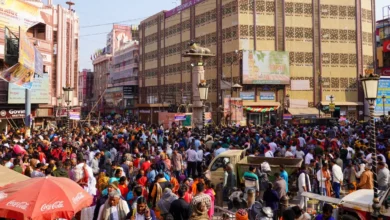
xmin=0 ymin=176 xmax=93 ymax=220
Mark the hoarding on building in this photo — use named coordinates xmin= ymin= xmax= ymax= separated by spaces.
xmin=164 ymin=0 xmax=205 ymax=18
xmin=8 ymin=73 xmax=50 ymax=104
xmin=242 ymin=50 xmax=290 ymax=85
xmin=0 ymin=0 xmax=42 ymax=32
xmin=375 ymin=78 xmax=390 ymax=115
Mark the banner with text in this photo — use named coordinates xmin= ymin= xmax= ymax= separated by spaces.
xmin=0 ymin=0 xmax=42 ymax=32
xmin=375 ymin=78 xmax=390 ymax=115
xmin=8 ymin=73 xmax=49 ymax=104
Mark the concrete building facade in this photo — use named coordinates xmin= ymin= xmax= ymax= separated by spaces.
xmin=0 ymin=0 xmax=79 ymax=127
xmin=138 ymin=0 xmax=375 ymax=124
xmin=92 ymin=24 xmax=139 ymax=115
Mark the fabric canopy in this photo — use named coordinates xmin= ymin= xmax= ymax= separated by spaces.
xmin=0 ymin=165 xmax=29 ymax=187
xmin=244 ymin=106 xmax=276 ymax=113
xmin=288 ymin=107 xmax=321 ymax=116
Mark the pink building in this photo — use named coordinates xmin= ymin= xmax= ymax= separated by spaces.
xmin=0 ymin=0 xmax=79 ymax=128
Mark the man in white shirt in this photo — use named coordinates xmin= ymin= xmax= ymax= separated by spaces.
xmin=305 ymin=149 xmax=314 ymax=165
xmin=268 ymin=141 xmax=277 ymax=153
xmin=264 ymin=146 xmax=274 ymax=158
xmin=214 ymin=142 xmax=226 ymax=157
xmin=186 ymin=145 xmax=198 ymax=178
xmin=298 ymin=166 xmax=311 ymax=209
xmin=296 ymin=148 xmax=305 ymax=159
xmin=196 ymin=147 xmax=204 ymax=175
xmin=330 ymin=160 xmax=343 ymax=198
xmin=298 ymin=135 xmax=306 ymax=148
xmin=285 ymin=146 xmax=294 ymax=158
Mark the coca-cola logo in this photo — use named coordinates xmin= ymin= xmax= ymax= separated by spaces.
xmin=72 ymin=192 xmax=84 ymax=204
xmin=40 ymin=201 xmax=64 ymax=212
xmin=0 ymin=191 xmax=7 ymax=200
xmin=6 ymin=200 xmax=29 ymax=210
xmin=387 ymin=43 xmax=390 ymax=51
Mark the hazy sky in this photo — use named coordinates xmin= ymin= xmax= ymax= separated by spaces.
xmin=53 ymin=0 xmax=389 ymax=71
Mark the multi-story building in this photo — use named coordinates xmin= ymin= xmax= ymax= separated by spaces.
xmin=92 ymin=54 xmax=111 ymax=114
xmin=138 ymin=0 xmax=375 ymax=124
xmin=0 ymin=0 xmax=79 ymax=129
xmin=78 ymin=69 xmax=90 ymax=114
xmin=92 ymin=24 xmax=139 ymax=115
xmin=108 ymin=39 xmax=139 ymax=115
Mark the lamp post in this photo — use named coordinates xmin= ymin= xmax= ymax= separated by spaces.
xmin=329 ymin=95 xmax=334 ymax=118
xmin=360 ymin=73 xmax=380 ymax=219
xmin=63 ymin=86 xmax=74 ymax=133
xmin=198 ymin=81 xmax=209 ymax=139
xmin=284 ymin=94 xmax=290 ymax=122
xmin=232 ymin=84 xmax=243 ymax=124
xmin=382 ymin=95 xmax=386 ymax=117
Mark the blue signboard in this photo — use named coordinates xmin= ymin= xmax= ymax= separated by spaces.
xmin=240 ymin=91 xmax=255 ymax=100
xmin=375 ymin=78 xmax=390 ymax=115
xmin=259 ymin=92 xmax=275 ymax=100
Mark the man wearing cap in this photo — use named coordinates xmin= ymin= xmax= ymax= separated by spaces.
xmin=97 ymin=190 xmax=129 ymax=220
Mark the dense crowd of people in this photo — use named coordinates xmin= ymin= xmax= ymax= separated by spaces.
xmin=0 ymin=118 xmax=388 ymax=220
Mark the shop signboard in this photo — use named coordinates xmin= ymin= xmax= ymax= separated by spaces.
xmin=123 ymin=86 xmax=138 ymax=96
xmin=259 ymin=92 xmax=275 ymax=100
xmin=383 ymin=40 xmax=390 ymax=53
xmin=375 ymin=78 xmax=390 ymax=115
xmin=329 ymin=103 xmax=335 ymax=111
xmin=0 ymin=109 xmax=25 ymax=119
xmin=242 ymin=50 xmax=290 ymax=85
xmin=8 ymin=74 xmax=50 ymax=104
xmin=182 ymin=114 xmax=192 ymax=127
xmin=174 ymin=114 xmax=186 ymax=121
xmin=69 ymin=111 xmax=80 ymax=121
xmin=240 ymin=91 xmax=255 ymax=100
xmin=382 ymin=67 xmax=390 ymax=76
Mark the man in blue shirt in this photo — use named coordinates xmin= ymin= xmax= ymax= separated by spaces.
xmin=280 ymin=164 xmax=288 ymax=192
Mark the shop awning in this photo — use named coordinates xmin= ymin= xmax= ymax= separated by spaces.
xmin=288 ymin=107 xmax=321 ymax=116
xmin=244 ymin=106 xmax=277 ymax=112
xmin=320 ymin=101 xmax=363 ymax=106
xmin=242 ymin=101 xmax=280 ymax=107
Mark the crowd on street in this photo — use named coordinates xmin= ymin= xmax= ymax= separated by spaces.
xmin=0 ymin=117 xmax=388 ymax=220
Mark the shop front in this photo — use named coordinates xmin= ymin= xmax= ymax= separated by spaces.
xmin=320 ymin=101 xmax=362 ymax=119
xmin=0 ymin=108 xmax=36 ymax=132
xmin=243 ymin=101 xmax=280 ymax=125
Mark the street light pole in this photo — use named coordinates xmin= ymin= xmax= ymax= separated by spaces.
xmin=382 ymin=95 xmax=386 ymax=117
xmin=360 ymin=73 xmax=380 ymax=219
xmin=198 ymin=81 xmax=209 ymax=139
xmin=329 ymin=95 xmax=334 ymax=118
xmin=63 ymin=86 xmax=74 ymax=134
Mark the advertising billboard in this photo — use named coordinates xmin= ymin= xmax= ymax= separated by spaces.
xmin=242 ymin=50 xmax=290 ymax=85
xmin=0 ymin=0 xmax=42 ymax=32
xmin=375 ymin=78 xmax=390 ymax=115
xmin=8 ymin=73 xmax=50 ymax=104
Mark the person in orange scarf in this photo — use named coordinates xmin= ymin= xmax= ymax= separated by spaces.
xmin=170 ymin=171 xmax=180 ymax=194
xmin=235 ymin=209 xmax=249 ymax=220
xmin=317 ymin=163 xmax=331 ymax=196
xmin=191 ymin=175 xmax=205 ymax=196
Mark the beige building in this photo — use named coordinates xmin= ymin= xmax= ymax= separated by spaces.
xmin=139 ymin=0 xmax=375 ymax=124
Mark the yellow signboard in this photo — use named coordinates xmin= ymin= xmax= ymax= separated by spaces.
xmin=329 ymin=103 xmax=335 ymax=111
